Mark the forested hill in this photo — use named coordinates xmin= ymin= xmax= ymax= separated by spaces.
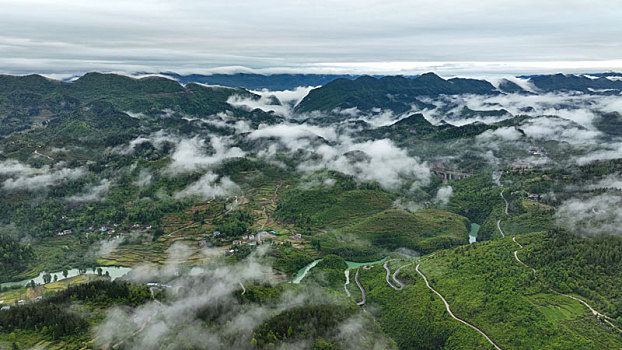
xmin=295 ymin=73 xmax=499 ymax=113
xmin=295 ymin=72 xmax=622 ymax=114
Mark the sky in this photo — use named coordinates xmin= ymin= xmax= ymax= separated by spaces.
xmin=1 ymin=0 xmax=622 ymax=76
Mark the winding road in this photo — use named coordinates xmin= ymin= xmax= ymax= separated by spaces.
xmin=500 ymin=191 xmax=509 ymax=215
xmin=354 ymin=269 xmax=366 ymax=306
xmin=416 ymin=264 xmax=503 ymax=350
xmin=383 ymin=262 xmax=411 ymax=291
xmin=511 ymin=236 xmax=620 ymax=332
xmin=496 ymin=220 xmax=505 ymax=238
xmin=344 ymin=269 xmax=351 ymax=297
xmin=239 ymin=281 xmax=246 ymax=295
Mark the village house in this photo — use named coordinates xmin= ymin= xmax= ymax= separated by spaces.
xmin=57 ymin=229 xmax=72 ymax=236
xmin=527 ymin=193 xmax=541 ymax=201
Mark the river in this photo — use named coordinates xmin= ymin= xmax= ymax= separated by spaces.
xmin=469 ymin=223 xmax=480 ymax=244
xmin=1 ymin=266 xmax=132 ymax=289
xmin=291 ymin=257 xmax=388 ymax=284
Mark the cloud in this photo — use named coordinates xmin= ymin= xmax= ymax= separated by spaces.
xmin=168 ymin=136 xmax=245 ymax=174
xmin=65 ymin=179 xmax=111 ymax=202
xmin=227 ymin=86 xmax=315 ymax=118
xmin=477 ymin=127 xmax=523 ymax=142
xmin=174 ymin=172 xmax=240 ymax=200
xmin=95 ymin=245 xmax=274 ymax=349
xmin=95 ymin=244 xmax=391 ymax=349
xmin=248 ymin=123 xmax=339 ymax=143
xmin=392 ymin=198 xmax=423 ymax=213
xmin=1 ymin=161 xmax=87 ymax=191
xmin=421 ymin=91 xmax=620 ymax=130
xmin=248 ymin=123 xmax=430 ymax=190
xmin=134 ymin=168 xmax=153 ymax=188
xmin=556 ymin=193 xmax=622 ymax=236
xmin=0 ymin=159 xmax=37 ymax=176
xmin=435 ymin=185 xmax=453 ymax=206
xmin=574 ymin=142 xmax=622 ymax=165
xmin=298 ymin=138 xmax=431 ymax=191
xmin=118 ymin=131 xmax=246 ymax=175
xmin=197 ymin=112 xmax=253 ymax=134
xmin=519 ymin=116 xmax=602 ymax=145
xmin=89 ymin=236 xmax=124 ymax=258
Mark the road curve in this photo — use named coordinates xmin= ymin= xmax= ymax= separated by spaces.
xmin=500 ymin=191 xmax=509 ymax=215
xmin=383 ymin=262 xmax=403 ymax=290
xmin=355 ymin=269 xmax=366 ymax=306
xmin=344 ymin=269 xmax=351 ymax=297
xmin=239 ymin=281 xmax=246 ymax=295
xmin=511 ymin=236 xmax=621 ymax=332
xmin=496 ymin=220 xmax=506 ymax=238
xmin=393 ymin=264 xmax=412 ymax=289
xmin=416 ymin=264 xmax=503 ymax=350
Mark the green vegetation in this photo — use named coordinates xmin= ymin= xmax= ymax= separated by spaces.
xmin=270 ymin=245 xmax=314 ymax=274
xmin=276 ymin=183 xmax=394 ymax=230
xmin=2 ymin=71 xmax=622 ymax=349
xmin=414 ymin=237 xmax=622 ymax=349
xmin=523 ymin=230 xmax=622 ymax=320
xmin=448 ymin=172 xmax=501 ymax=227
xmin=305 ymin=255 xmax=348 ymax=288
xmin=0 ymin=235 xmax=34 ymax=282
xmin=0 ymin=280 xmax=153 ymax=345
xmin=318 ymin=209 xmax=468 ymax=260
xmin=253 ymin=304 xmax=356 ymax=348
xmin=361 ymin=261 xmax=495 ymax=350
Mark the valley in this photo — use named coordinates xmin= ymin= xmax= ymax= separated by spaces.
xmin=0 ymin=71 xmax=621 ymax=349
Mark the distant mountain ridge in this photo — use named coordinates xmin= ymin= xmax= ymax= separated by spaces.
xmin=158 ymin=72 xmax=362 ymax=91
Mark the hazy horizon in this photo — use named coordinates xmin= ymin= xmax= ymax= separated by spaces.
xmin=1 ymin=0 xmax=621 ymax=76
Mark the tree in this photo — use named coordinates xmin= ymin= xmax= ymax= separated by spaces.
xmin=53 ymin=275 xmax=58 ymax=282
xmin=62 ymin=269 xmax=68 ymax=279
xmin=97 ymin=267 xmax=103 ymax=276
xmin=29 ymin=280 xmax=35 ymax=289
xmin=42 ymin=273 xmax=52 ymax=284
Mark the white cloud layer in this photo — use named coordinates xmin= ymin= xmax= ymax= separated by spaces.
xmin=0 ymin=160 xmax=87 ymax=191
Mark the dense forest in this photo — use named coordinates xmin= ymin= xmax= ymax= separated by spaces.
xmin=0 ymin=235 xmax=34 ymax=282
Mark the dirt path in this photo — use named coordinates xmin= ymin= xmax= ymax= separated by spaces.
xmin=34 ymin=149 xmax=54 ymax=161
xmin=355 ymin=269 xmax=366 ymax=306
xmin=224 ymin=196 xmax=239 ymax=215
xmin=258 ymin=182 xmax=281 ymax=231
xmin=511 ymin=236 xmax=620 ymax=332
xmin=166 ymin=223 xmax=198 ymax=238
xmin=416 ymin=264 xmax=503 ymax=350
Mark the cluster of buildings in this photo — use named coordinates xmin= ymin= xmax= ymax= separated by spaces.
xmin=56 ymin=223 xmax=154 ymax=238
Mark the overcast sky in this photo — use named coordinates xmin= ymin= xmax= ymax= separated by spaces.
xmin=1 ymin=0 xmax=622 ymax=76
